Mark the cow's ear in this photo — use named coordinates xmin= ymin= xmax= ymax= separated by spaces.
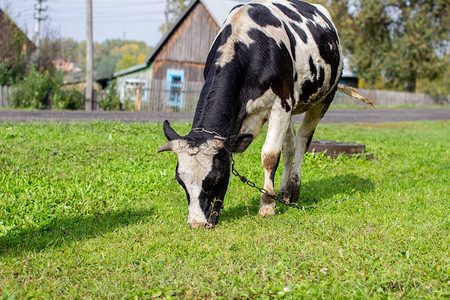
xmin=163 ymin=120 xmax=181 ymax=141
xmin=224 ymin=133 xmax=253 ymax=153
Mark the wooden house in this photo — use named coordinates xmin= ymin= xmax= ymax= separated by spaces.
xmin=98 ymin=0 xmax=251 ymax=111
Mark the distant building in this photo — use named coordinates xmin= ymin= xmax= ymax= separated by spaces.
xmin=53 ymin=58 xmax=83 ymax=81
xmin=98 ymin=0 xmax=251 ymax=111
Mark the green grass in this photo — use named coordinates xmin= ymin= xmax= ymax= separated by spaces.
xmin=0 ymin=121 xmax=449 ymax=299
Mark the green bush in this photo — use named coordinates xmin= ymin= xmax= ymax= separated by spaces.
xmin=10 ymin=66 xmax=62 ymax=109
xmin=121 ymin=99 xmax=136 ymax=111
xmin=52 ymin=88 xmax=84 ymax=110
xmin=99 ymin=80 xmax=120 ymax=111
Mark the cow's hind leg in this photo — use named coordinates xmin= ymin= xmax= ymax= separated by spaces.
xmin=258 ymin=104 xmax=291 ymax=217
xmin=279 ymin=120 xmax=295 ymax=202
xmin=284 ymin=102 xmax=330 ymax=202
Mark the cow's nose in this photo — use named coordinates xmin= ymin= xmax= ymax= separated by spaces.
xmin=189 ymin=222 xmax=214 ymax=229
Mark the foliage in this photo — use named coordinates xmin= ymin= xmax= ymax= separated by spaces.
xmin=323 ymin=0 xmax=450 ymax=93
xmin=58 ymin=38 xmax=82 ymax=64
xmin=0 ymin=121 xmax=448 ymax=298
xmin=416 ymin=56 xmax=450 ymax=96
xmin=35 ymin=36 xmax=61 ymax=76
xmin=9 ymin=65 xmax=83 ymax=110
xmin=159 ymin=0 xmax=190 ymax=33
xmin=115 ymin=54 xmax=144 ymax=71
xmin=98 ymin=80 xmax=120 ymax=111
xmin=1 ymin=8 xmax=62 ymax=84
xmin=95 ymin=40 xmax=151 ymax=78
xmin=51 ymin=88 xmax=84 ymax=111
xmin=121 ymin=99 xmax=136 ymax=111
xmin=45 ymin=39 xmax=151 ymax=80
xmin=0 ymin=10 xmax=34 ymax=85
xmin=95 ymin=54 xmax=120 ymax=79
xmin=9 ymin=66 xmax=62 ymax=109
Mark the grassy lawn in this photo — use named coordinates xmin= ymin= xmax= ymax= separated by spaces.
xmin=0 ymin=121 xmax=448 ymax=298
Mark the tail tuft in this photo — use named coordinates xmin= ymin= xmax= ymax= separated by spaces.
xmin=337 ymin=84 xmax=378 ymax=109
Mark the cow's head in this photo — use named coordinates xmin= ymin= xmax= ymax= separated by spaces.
xmin=158 ymin=121 xmax=253 ymax=228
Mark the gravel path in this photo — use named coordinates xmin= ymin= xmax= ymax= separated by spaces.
xmin=0 ymin=108 xmax=449 ymax=124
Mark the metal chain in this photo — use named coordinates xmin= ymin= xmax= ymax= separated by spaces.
xmin=191 ymin=128 xmax=226 ymax=140
xmin=230 ymin=156 xmax=350 ymax=211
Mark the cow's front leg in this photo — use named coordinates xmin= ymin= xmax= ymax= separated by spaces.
xmin=258 ymin=105 xmax=291 ymax=217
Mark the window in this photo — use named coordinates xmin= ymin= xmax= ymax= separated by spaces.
xmin=166 ymin=69 xmax=185 ymax=109
xmin=121 ymin=79 xmax=146 ymax=101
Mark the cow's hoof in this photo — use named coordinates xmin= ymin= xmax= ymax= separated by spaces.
xmin=279 ymin=191 xmax=299 ymax=204
xmin=280 ymin=182 xmax=301 ymax=203
xmin=189 ymin=222 xmax=214 ymax=229
xmin=258 ymin=203 xmax=276 ymax=217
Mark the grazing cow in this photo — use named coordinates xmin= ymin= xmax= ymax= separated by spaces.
xmin=158 ymin=0 xmax=370 ymax=228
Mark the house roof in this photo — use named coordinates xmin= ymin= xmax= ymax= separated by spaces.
xmin=103 ymin=0 xmax=250 ymax=82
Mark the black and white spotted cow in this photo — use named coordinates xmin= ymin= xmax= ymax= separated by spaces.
xmin=158 ymin=0 xmax=366 ymax=228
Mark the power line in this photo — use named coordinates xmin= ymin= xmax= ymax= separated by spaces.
xmin=3 ymin=0 xmax=168 ymax=44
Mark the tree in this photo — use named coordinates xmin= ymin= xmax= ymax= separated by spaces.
xmin=116 ymin=54 xmax=137 ymax=71
xmin=160 ymin=0 xmax=190 ymax=33
xmin=112 ymin=42 xmax=150 ymax=71
xmin=0 ymin=9 xmax=35 ymax=85
xmin=93 ymin=39 xmax=150 ymax=78
xmin=36 ymin=36 xmax=60 ymax=75
xmin=327 ymin=0 xmax=450 ymax=93
xmin=96 ymin=54 xmax=121 ymax=79
xmin=59 ymin=38 xmax=82 ymax=63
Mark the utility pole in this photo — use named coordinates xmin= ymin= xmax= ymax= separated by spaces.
xmin=33 ymin=0 xmax=47 ymax=59
xmin=85 ymin=0 xmax=94 ymax=111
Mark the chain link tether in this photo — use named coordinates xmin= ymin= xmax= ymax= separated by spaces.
xmin=230 ymin=155 xmax=350 ymax=211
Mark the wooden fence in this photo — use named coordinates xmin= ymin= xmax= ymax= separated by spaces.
xmin=137 ymin=80 xmax=204 ymax=112
xmin=138 ymin=81 xmax=449 ymax=112
xmin=0 ymin=86 xmax=13 ymax=108
xmin=2 ymin=83 xmax=449 ymax=111
xmin=334 ymin=88 xmax=449 ymax=107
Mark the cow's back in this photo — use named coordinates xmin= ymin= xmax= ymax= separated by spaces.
xmin=196 ymin=0 xmax=342 ymax=137
xmin=213 ymin=0 xmax=342 ymax=108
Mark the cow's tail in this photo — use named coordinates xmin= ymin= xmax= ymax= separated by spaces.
xmin=337 ymin=84 xmax=378 ymax=109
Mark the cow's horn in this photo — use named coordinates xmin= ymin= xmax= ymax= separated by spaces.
xmin=157 ymin=141 xmax=174 ymax=153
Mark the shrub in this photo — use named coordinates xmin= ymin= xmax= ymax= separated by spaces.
xmin=52 ymin=88 xmax=84 ymax=110
xmin=10 ymin=66 xmax=62 ymax=109
xmin=121 ymin=99 xmax=136 ymax=111
xmin=99 ymin=80 xmax=120 ymax=111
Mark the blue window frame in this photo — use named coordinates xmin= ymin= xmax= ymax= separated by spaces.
xmin=166 ymin=69 xmax=185 ymax=109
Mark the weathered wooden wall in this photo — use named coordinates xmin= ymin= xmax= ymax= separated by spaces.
xmin=140 ymin=79 xmax=203 ymax=112
xmin=152 ymin=2 xmax=219 ymax=82
xmin=153 ymin=61 xmax=205 ymax=82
